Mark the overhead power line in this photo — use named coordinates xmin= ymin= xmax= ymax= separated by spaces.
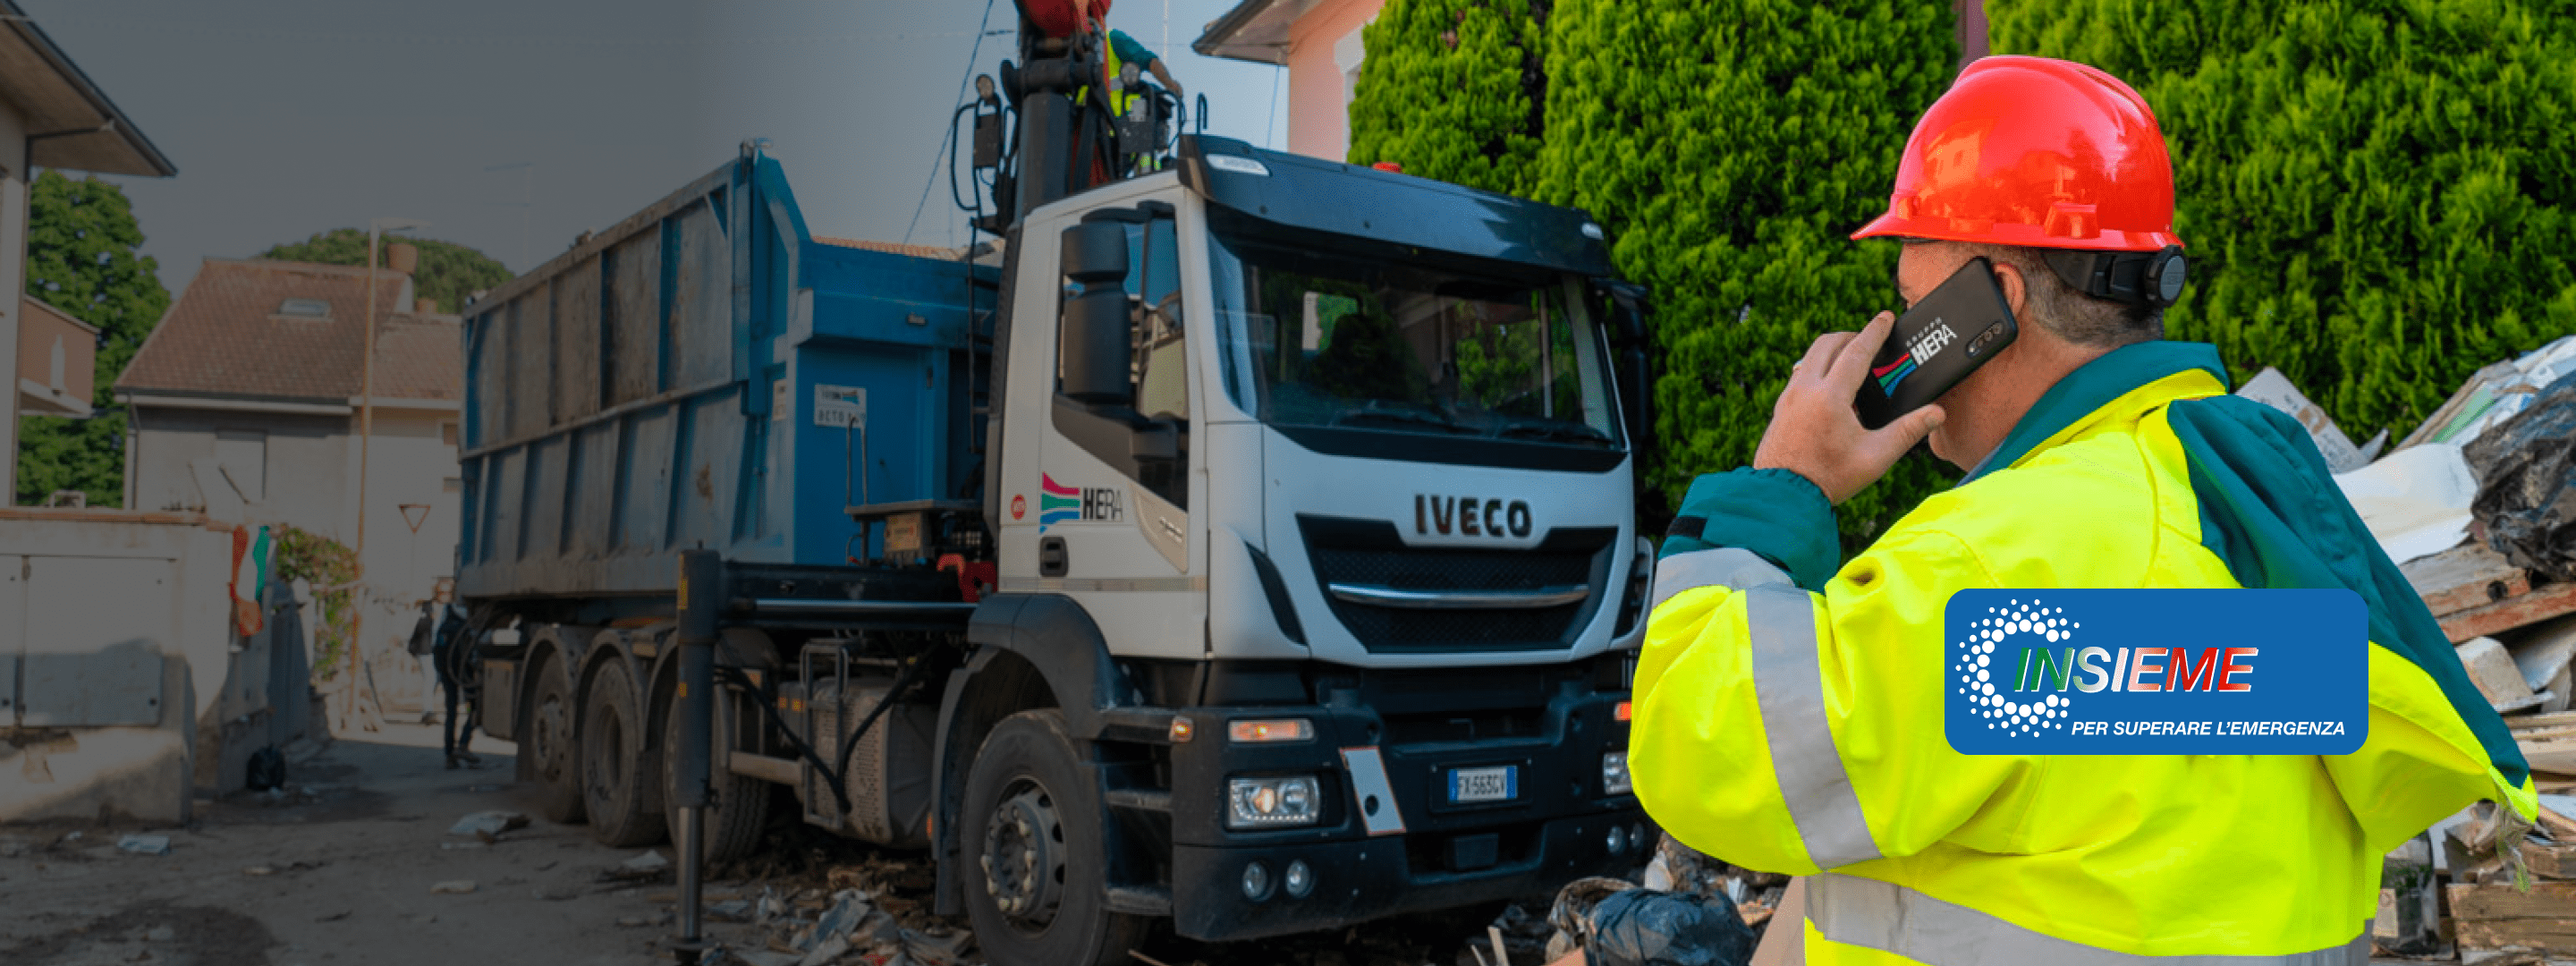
xmin=902 ymin=0 xmax=1000 ymax=247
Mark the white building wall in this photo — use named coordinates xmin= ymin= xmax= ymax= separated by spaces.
xmin=124 ymin=402 xmax=462 ymax=717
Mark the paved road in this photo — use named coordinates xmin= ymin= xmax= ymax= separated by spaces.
xmin=0 ymin=723 xmax=692 ymax=966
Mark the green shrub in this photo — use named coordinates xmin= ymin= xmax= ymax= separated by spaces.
xmin=16 ymin=172 xmax=169 ymax=506
xmin=1347 ymin=0 xmax=1550 ymax=196
xmin=274 ymin=524 xmax=360 ymax=681
xmin=1991 ymin=0 xmax=2576 ymax=444
xmin=1535 ymin=0 xmax=1957 ymax=544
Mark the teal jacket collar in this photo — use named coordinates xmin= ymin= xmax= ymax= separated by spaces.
xmin=1962 ymin=341 xmax=2231 ymax=484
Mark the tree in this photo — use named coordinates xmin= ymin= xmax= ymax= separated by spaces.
xmin=1990 ymin=0 xmax=2576 ymax=444
xmin=1347 ymin=0 xmax=1551 ymax=196
xmin=16 ymin=170 xmax=171 ymax=506
xmin=259 ymin=229 xmax=513 ymax=315
xmin=1535 ymin=0 xmax=1958 ymax=545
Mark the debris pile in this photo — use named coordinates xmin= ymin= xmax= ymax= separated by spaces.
xmin=705 ymin=884 xmax=972 ymax=966
xmin=2409 ymin=798 xmax=2576 ymax=962
xmin=1538 ymin=835 xmax=1773 ymax=966
xmin=2466 ymin=369 xmax=2576 ymax=582
xmin=2240 ymin=340 xmax=2576 ymax=962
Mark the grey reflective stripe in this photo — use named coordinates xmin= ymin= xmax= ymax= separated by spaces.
xmin=1648 ymin=547 xmax=1792 ymax=614
xmin=1808 ymin=873 xmax=2369 ymax=966
xmin=1746 ymin=586 xmax=1881 ymax=869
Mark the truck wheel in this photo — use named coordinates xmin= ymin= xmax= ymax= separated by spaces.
xmin=960 ymin=709 xmax=1147 ymax=966
xmin=580 ymin=661 xmax=666 ymax=847
xmin=528 ymin=655 xmax=586 ymax=824
xmin=663 ymin=686 xmax=770 ymax=864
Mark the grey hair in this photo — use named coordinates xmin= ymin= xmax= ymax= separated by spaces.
xmin=1960 ymin=242 xmax=2164 ymax=348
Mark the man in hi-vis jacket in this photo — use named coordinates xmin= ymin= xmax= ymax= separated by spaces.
xmin=1633 ymin=56 xmax=2530 ymax=966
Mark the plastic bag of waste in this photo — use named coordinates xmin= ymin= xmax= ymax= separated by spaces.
xmin=1581 ymin=886 xmax=1757 ymax=966
xmin=246 ymin=746 xmax=285 ymax=792
xmin=2468 ymin=369 xmax=2576 ymax=580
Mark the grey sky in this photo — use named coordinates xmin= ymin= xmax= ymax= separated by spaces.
xmin=25 ymin=0 xmax=1290 ymax=295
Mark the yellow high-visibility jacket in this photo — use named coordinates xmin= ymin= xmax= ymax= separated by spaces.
xmin=1635 ymin=342 xmax=2532 ymax=965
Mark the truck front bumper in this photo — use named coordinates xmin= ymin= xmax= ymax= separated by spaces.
xmin=1169 ymin=809 xmax=1652 ymax=942
xmin=1157 ymin=684 xmax=1648 ymax=942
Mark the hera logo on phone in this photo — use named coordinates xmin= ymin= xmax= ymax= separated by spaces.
xmin=1872 ymin=320 xmax=1959 ymax=393
xmin=1855 ymin=258 xmax=2019 ymax=430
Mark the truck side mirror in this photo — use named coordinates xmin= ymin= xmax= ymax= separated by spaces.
xmin=1062 ymin=222 xmax=1130 ymax=283
xmin=1060 ymin=222 xmax=1134 ymax=405
xmin=1597 ymin=280 xmax=1655 ymax=462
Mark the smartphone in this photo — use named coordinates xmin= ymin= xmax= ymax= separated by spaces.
xmin=1854 ymin=257 xmax=2019 ymax=430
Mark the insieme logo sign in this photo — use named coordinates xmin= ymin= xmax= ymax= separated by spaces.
xmin=1945 ymin=589 xmax=2368 ymax=755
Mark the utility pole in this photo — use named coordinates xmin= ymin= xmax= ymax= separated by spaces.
xmin=352 ymin=216 xmax=427 ymax=725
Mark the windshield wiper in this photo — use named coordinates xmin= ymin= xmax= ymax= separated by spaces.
xmin=1330 ymin=403 xmax=1478 ymax=435
xmin=1498 ymin=420 xmax=1614 ymax=447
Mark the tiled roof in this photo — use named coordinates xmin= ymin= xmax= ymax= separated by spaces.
xmin=814 ymin=236 xmax=962 ymax=260
xmin=370 ymin=317 xmax=462 ymax=401
xmin=118 ymin=258 xmax=460 ymax=402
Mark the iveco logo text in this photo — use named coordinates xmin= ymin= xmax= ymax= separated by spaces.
xmin=1415 ymin=496 xmax=1534 ymax=538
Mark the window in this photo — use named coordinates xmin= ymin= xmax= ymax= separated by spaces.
xmin=215 ymin=429 xmax=267 ymax=502
xmin=1208 ymin=219 xmax=1623 ymax=461
xmin=441 ymin=421 xmax=458 ymax=446
xmin=278 ymin=298 xmax=331 ymax=319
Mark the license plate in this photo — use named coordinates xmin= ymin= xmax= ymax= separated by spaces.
xmin=1448 ymin=766 xmax=1518 ymax=804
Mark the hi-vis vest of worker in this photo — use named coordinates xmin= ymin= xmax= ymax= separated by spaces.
xmin=1633 ymin=57 xmax=2533 ymax=966
xmin=1074 ymin=20 xmax=1150 ymax=121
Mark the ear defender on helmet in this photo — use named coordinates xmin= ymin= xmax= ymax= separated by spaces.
xmin=2043 ymin=245 xmax=2189 ymax=308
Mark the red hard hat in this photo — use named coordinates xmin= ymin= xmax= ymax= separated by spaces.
xmin=1852 ymin=56 xmax=2181 ymax=251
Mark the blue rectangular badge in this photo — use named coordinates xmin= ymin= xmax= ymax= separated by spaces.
xmin=1945 ymin=589 xmax=2368 ymax=755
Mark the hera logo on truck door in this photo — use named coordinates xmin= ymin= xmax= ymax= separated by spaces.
xmin=1038 ymin=474 xmax=1123 ymax=532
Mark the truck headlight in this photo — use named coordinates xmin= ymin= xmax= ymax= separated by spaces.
xmin=1603 ymin=751 xmax=1631 ymax=795
xmin=1227 ymin=776 xmax=1320 ymax=828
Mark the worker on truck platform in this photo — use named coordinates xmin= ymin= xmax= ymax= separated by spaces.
xmin=1630 ymin=56 xmax=2533 ymax=964
xmin=1032 ymin=0 xmax=1184 ymax=109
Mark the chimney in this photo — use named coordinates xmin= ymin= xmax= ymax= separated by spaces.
xmin=416 ymin=298 xmax=437 ymax=314
xmin=386 ymin=242 xmax=419 ymax=275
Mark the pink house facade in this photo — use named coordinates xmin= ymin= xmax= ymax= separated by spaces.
xmin=1194 ymin=0 xmax=1387 ymax=161
xmin=1196 ymin=0 xmax=1992 ymax=164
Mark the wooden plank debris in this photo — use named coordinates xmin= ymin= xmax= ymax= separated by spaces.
xmin=2451 ymin=880 xmax=2576 ymax=958
xmin=2405 ymin=543 xmax=2576 ymax=643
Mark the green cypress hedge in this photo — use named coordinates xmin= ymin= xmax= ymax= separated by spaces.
xmin=1991 ymin=0 xmax=2576 ymax=444
xmin=1534 ymin=0 xmax=1957 ymax=543
xmin=1346 ymin=0 xmax=1550 ymax=195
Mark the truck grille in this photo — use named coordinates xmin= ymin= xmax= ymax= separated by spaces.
xmin=1298 ymin=515 xmax=1616 ymax=653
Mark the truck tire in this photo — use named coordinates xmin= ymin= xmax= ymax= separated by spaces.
xmin=959 ymin=709 xmax=1147 ymax=966
xmin=580 ymin=660 xmax=666 ymax=847
xmin=528 ymin=655 xmax=586 ymax=824
xmin=663 ymin=686 xmax=770 ymax=865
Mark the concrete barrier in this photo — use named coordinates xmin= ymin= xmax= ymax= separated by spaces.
xmin=0 ymin=509 xmax=307 ymax=824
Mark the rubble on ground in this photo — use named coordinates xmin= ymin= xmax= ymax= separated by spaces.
xmin=2250 ymin=340 xmax=2576 ymax=963
xmin=1534 ymin=835 xmax=1775 ymax=966
xmin=448 ymin=809 xmax=530 ymax=838
xmin=2402 ymin=798 xmax=2576 ymax=962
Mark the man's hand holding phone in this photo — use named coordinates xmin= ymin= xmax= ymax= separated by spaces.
xmin=1752 ymin=312 xmax=1946 ymax=504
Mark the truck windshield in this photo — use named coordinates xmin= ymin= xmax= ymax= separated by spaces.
xmin=1208 ymin=226 xmax=1623 ymax=450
